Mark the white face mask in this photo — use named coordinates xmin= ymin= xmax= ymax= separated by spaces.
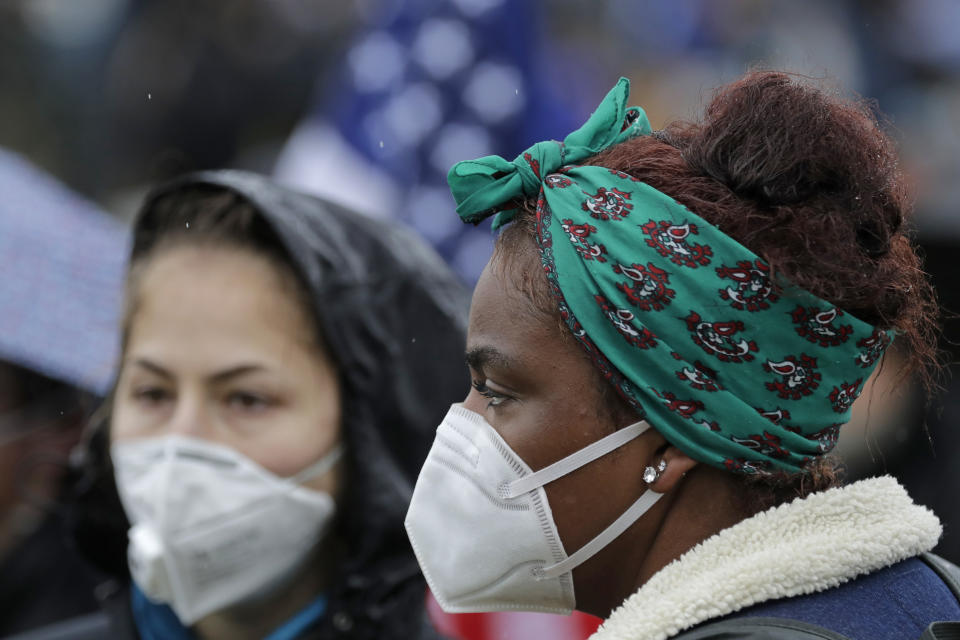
xmin=112 ymin=435 xmax=342 ymax=625
xmin=404 ymin=404 xmax=662 ymax=615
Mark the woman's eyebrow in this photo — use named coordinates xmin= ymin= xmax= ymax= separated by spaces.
xmin=130 ymin=358 xmax=267 ymax=384
xmin=465 ymin=345 xmax=516 ymax=372
xmin=208 ymin=364 xmax=267 ymax=384
xmin=131 ymin=358 xmax=172 ymax=379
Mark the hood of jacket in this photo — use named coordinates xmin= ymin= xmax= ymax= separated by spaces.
xmin=67 ymin=170 xmax=470 ymax=638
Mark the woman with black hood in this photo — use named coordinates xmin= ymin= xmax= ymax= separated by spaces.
xmin=54 ymin=170 xmax=469 ymax=640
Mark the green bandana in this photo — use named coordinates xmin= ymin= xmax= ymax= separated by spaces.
xmin=449 ymin=78 xmax=651 ymax=229
xmin=448 ymin=78 xmax=894 ymax=474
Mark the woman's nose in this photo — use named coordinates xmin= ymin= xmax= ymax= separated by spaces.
xmin=167 ymin=391 xmax=209 ymax=438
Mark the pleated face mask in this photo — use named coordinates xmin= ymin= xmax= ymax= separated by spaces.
xmin=113 ymin=435 xmax=342 ymax=624
xmin=404 ymin=404 xmax=661 ymax=614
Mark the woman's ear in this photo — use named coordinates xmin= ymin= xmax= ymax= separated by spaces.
xmin=648 ymin=446 xmax=698 ymax=493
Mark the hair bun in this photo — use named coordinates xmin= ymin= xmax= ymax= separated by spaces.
xmin=681 ymin=72 xmax=902 ymax=233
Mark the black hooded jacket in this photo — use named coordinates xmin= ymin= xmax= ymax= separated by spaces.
xmin=53 ymin=171 xmax=471 ymax=640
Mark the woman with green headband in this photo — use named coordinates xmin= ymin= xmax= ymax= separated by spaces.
xmin=405 ymin=72 xmax=960 ymax=639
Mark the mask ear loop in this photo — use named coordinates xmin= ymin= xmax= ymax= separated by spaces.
xmin=500 ymin=420 xmax=650 ymax=499
xmin=536 ymin=489 xmax=663 ymax=579
xmin=291 ymin=443 xmax=345 ymax=485
xmin=492 ymin=419 xmax=665 ymax=581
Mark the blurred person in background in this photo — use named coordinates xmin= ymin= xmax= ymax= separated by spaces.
xmin=405 ymin=72 xmax=959 ymax=639
xmin=0 ymin=365 xmax=100 ymax=636
xmin=0 ymin=148 xmax=126 ymax=636
xmin=53 ymin=171 xmax=469 ymax=640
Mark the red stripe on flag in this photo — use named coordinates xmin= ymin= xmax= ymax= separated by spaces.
xmin=426 ymin=590 xmax=602 ymax=640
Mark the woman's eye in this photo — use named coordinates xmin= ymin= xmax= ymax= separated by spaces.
xmin=132 ymin=386 xmax=171 ymax=406
xmin=471 ymin=379 xmax=509 ymax=407
xmin=226 ymin=391 xmax=272 ymax=412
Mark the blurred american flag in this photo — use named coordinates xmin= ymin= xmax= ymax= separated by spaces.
xmin=274 ymin=0 xmax=579 ymax=286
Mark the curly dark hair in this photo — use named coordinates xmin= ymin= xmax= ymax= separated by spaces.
xmin=493 ymin=71 xmax=940 ymax=508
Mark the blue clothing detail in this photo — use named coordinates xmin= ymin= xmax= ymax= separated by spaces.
xmin=131 ymin=585 xmax=327 ymax=640
xmin=130 ymin=586 xmax=195 ymax=640
xmin=263 ymin=595 xmax=327 ymax=640
xmin=737 ymin=557 xmax=960 ymax=640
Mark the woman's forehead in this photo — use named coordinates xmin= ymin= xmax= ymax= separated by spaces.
xmin=467 ymin=262 xmax=575 ymax=375
xmin=127 ymin=247 xmax=317 ymax=369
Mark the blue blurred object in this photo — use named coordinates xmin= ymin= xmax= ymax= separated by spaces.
xmin=0 ymin=148 xmax=127 ymax=395
xmin=275 ymin=0 xmax=579 ymax=284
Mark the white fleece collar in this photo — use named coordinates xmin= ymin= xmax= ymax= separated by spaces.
xmin=589 ymin=476 xmax=942 ymax=640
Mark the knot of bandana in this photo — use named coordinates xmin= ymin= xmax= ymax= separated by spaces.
xmin=447 ymin=79 xmax=895 ymax=475
xmin=448 ymin=77 xmax=651 ymax=229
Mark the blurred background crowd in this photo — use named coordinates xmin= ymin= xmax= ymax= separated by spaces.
xmin=1 ymin=0 xmax=958 ymax=638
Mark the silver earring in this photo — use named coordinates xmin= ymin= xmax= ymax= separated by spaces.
xmin=643 ymin=460 xmax=667 ymax=484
